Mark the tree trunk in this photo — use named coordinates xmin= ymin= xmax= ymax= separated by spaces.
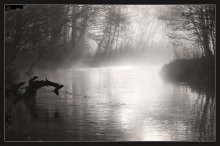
xmin=71 ymin=5 xmax=77 ymax=51
xmin=200 ymin=6 xmax=213 ymax=58
xmin=7 ymin=12 xmax=22 ymax=70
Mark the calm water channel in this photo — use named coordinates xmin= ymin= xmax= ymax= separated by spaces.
xmin=5 ymin=65 xmax=215 ymax=141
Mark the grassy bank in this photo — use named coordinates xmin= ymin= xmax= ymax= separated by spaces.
xmin=160 ymin=57 xmax=215 ymax=96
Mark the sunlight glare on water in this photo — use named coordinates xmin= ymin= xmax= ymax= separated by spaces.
xmin=6 ymin=65 xmax=215 ymax=141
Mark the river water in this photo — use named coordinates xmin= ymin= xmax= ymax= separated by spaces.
xmin=5 ymin=65 xmax=215 ymax=141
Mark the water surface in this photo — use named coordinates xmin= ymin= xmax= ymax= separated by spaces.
xmin=5 ymin=65 xmax=215 ymax=141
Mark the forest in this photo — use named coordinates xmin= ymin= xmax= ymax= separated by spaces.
xmin=159 ymin=5 xmax=215 ymax=93
xmin=5 ymin=4 xmax=216 ymax=142
xmin=6 ymin=5 xmax=133 ymax=84
xmin=5 ymin=4 xmax=215 ymax=89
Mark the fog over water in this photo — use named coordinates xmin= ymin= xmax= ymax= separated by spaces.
xmin=5 ymin=5 xmax=215 ymax=141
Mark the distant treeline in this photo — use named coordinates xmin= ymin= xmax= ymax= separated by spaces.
xmin=159 ymin=5 xmax=215 ymax=94
xmin=160 ymin=57 xmax=215 ymax=96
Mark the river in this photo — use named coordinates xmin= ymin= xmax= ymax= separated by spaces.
xmin=5 ymin=65 xmax=216 ymax=141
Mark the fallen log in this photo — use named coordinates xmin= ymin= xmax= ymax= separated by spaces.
xmin=25 ymin=76 xmax=64 ymax=96
xmin=26 ymin=78 xmax=64 ymax=95
xmin=7 ymin=76 xmax=64 ymax=105
xmin=5 ymin=76 xmax=64 ymax=128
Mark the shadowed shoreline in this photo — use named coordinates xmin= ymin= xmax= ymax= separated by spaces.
xmin=160 ymin=57 xmax=215 ymax=97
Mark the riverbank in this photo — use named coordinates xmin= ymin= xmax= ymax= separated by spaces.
xmin=160 ymin=57 xmax=215 ymax=96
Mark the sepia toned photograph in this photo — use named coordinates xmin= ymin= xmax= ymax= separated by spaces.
xmin=4 ymin=4 xmax=215 ymax=142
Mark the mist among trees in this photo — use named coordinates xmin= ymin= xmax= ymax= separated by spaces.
xmin=4 ymin=5 xmax=216 ymax=141
xmin=5 ymin=5 xmax=215 ymax=84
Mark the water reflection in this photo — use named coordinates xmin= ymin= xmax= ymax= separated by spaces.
xmin=190 ymin=93 xmax=215 ymax=141
xmin=5 ymin=66 xmax=215 ymax=141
